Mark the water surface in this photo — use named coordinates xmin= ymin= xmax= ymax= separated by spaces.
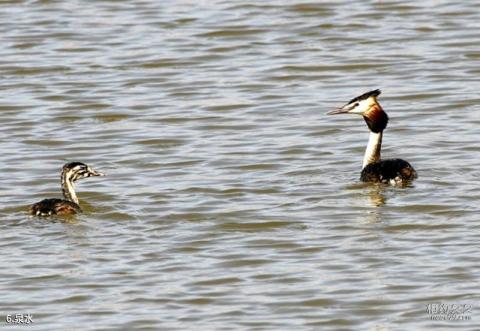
xmin=1 ymin=1 xmax=479 ymax=330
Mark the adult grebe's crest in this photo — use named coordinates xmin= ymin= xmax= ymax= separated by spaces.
xmin=347 ymin=89 xmax=381 ymax=105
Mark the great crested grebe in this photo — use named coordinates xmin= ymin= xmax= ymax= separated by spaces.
xmin=29 ymin=162 xmax=105 ymax=216
xmin=327 ymin=89 xmax=417 ymax=185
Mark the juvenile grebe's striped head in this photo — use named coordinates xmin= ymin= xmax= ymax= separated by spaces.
xmin=62 ymin=162 xmax=105 ymax=182
xmin=60 ymin=162 xmax=104 ymax=204
xmin=327 ymin=89 xmax=388 ymax=133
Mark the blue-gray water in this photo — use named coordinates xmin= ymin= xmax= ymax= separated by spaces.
xmin=1 ymin=1 xmax=479 ymax=330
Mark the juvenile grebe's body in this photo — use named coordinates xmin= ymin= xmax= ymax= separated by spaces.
xmin=30 ymin=198 xmax=81 ymax=216
xmin=29 ymin=162 xmax=104 ymax=216
xmin=328 ymin=89 xmax=417 ymax=185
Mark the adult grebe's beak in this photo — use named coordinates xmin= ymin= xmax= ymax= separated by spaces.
xmin=326 ymin=104 xmax=355 ymax=115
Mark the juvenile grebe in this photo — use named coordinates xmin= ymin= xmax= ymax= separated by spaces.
xmin=327 ymin=89 xmax=417 ymax=185
xmin=29 ymin=162 xmax=104 ymax=216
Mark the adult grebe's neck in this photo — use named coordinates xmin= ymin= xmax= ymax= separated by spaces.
xmin=363 ymin=131 xmax=382 ymax=168
xmin=61 ymin=170 xmax=78 ymax=204
xmin=361 ymin=103 xmax=388 ymax=168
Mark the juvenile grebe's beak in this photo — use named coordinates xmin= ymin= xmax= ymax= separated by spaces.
xmin=88 ymin=168 xmax=105 ymax=177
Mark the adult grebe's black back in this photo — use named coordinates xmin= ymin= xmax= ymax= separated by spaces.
xmin=29 ymin=162 xmax=105 ymax=216
xmin=327 ymin=89 xmax=417 ymax=185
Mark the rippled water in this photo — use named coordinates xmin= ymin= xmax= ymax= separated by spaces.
xmin=1 ymin=1 xmax=479 ymax=330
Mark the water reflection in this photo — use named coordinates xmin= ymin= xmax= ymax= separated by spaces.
xmin=366 ymin=184 xmax=387 ymax=207
xmin=345 ymin=182 xmax=386 ymax=208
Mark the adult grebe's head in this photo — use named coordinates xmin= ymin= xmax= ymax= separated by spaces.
xmin=327 ymin=89 xmax=388 ymax=133
xmin=62 ymin=162 xmax=105 ymax=182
